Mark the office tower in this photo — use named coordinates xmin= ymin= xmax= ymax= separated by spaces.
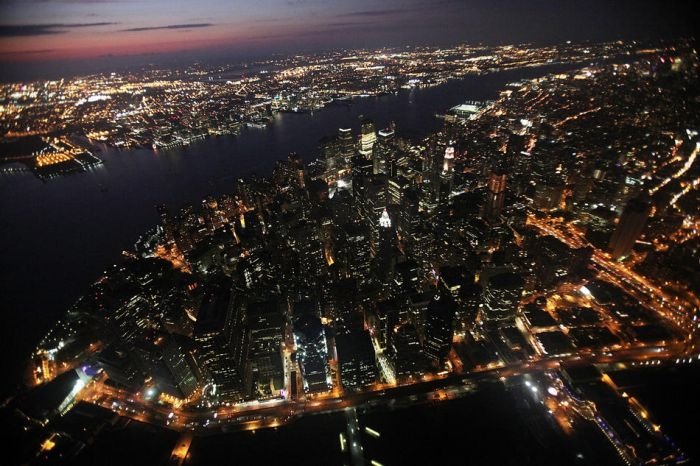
xmin=129 ymin=335 xmax=199 ymax=399
xmin=609 ymin=197 xmax=652 ymax=259
xmin=397 ymin=185 xmax=420 ymax=230
xmin=360 ymin=119 xmax=377 ymax=157
xmin=456 ymin=280 xmax=482 ymax=331
xmin=388 ymin=176 xmax=409 ymax=206
xmin=423 ymin=290 xmax=456 ymax=365
xmin=323 ymin=274 xmax=360 ymax=333
xmin=439 ymin=145 xmax=456 ymax=201
xmin=526 ymin=235 xmax=591 ymax=287
xmin=320 ymin=136 xmax=340 ymax=182
xmin=193 ymin=285 xmax=244 ymax=400
xmin=393 ymin=259 xmax=421 ymax=296
xmin=482 ymin=271 xmax=524 ymax=324
xmin=160 ymin=336 xmax=199 ymax=398
xmin=430 ymin=141 xmax=446 ymax=182
xmin=507 ymin=133 xmax=531 ymax=193
xmin=483 ymin=169 xmax=507 ymax=223
xmin=442 ymin=146 xmax=455 ymax=175
xmin=330 ymin=189 xmax=353 ymax=225
xmin=337 ymin=127 xmax=355 ymax=163
xmin=373 ymin=128 xmax=395 ymax=175
xmin=376 ymin=209 xmax=397 ymax=284
xmin=321 ymin=127 xmax=354 ymax=183
xmin=97 ymin=345 xmax=145 ymax=390
xmin=429 ymin=142 xmax=445 ymax=177
xmin=245 ymin=300 xmax=285 ymax=399
xmin=336 ymin=330 xmax=378 ymax=390
xmin=354 ymin=174 xmax=388 ymax=257
xmin=227 ymin=290 xmax=249 ymax=374
xmin=399 ymin=187 xmax=420 ymax=237
xmin=374 ymin=298 xmax=400 ymax=351
xmin=389 ymin=323 xmax=428 ymax=380
xmin=340 ymin=222 xmax=372 ymax=284
xmin=532 ymin=176 xmax=565 ymax=211
xmin=291 ymin=221 xmax=325 ymax=293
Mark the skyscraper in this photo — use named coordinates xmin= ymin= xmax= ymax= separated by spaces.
xmin=373 ymin=128 xmax=395 ymax=175
xmin=246 ymin=300 xmax=285 ymax=399
xmin=97 ymin=344 xmax=145 ymax=390
xmin=336 ymin=330 xmax=378 ymax=390
xmin=354 ymin=174 xmax=388 ymax=258
xmin=338 ymin=127 xmax=355 ymax=163
xmin=160 ymin=336 xmax=199 ymax=399
xmin=532 ymin=176 xmax=565 ymax=211
xmin=442 ymin=146 xmax=455 ymax=175
xmin=320 ymin=136 xmax=340 ymax=182
xmin=439 ymin=145 xmax=456 ymax=201
xmin=483 ymin=169 xmax=507 ymax=223
xmin=482 ymin=271 xmax=524 ymax=324
xmin=376 ymin=208 xmax=397 ymax=284
xmin=423 ymin=290 xmax=456 ymax=366
xmin=360 ymin=119 xmax=377 ymax=158
xmin=389 ymin=323 xmax=427 ymax=380
xmin=609 ymin=197 xmax=652 ymax=259
xmin=341 ymin=222 xmax=372 ymax=285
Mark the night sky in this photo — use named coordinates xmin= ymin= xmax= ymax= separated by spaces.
xmin=0 ymin=0 xmax=696 ymax=75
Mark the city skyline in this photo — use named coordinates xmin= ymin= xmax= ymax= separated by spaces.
xmin=1 ymin=3 xmax=699 ymax=466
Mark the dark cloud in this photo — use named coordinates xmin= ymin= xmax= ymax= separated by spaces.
xmin=326 ymin=21 xmax=370 ymax=28
xmin=0 ymin=22 xmax=114 ymax=37
xmin=0 ymin=48 xmax=56 ymax=55
xmin=121 ymin=23 xmax=214 ymax=32
xmin=336 ymin=9 xmax=405 ymax=18
xmin=254 ymin=22 xmax=403 ymax=41
xmin=336 ymin=1 xmax=464 ymax=19
xmin=0 ymin=0 xmax=123 ymax=3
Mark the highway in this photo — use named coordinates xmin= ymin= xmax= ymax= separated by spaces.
xmin=526 ymin=213 xmax=698 ymax=337
xmin=76 ymin=339 xmax=694 ymax=435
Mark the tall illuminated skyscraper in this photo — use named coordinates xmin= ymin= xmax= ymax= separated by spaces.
xmin=439 ymin=145 xmax=456 ymax=199
xmin=376 ymin=209 xmax=397 ymax=284
xmin=337 ymin=127 xmax=355 ymax=166
xmin=442 ymin=146 xmax=455 ymax=174
xmin=373 ymin=128 xmax=395 ymax=175
xmin=360 ymin=119 xmax=377 ymax=158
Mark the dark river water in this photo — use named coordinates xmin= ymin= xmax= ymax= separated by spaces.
xmin=0 ymin=63 xmax=586 ymax=396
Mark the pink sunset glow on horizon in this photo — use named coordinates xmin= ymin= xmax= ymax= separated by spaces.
xmin=0 ymin=0 xmax=694 ymax=67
